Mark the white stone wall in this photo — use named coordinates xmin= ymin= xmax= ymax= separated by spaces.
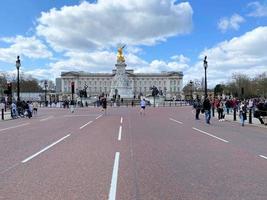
xmin=60 ymin=73 xmax=182 ymax=98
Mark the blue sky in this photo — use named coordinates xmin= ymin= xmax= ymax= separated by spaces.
xmin=0 ymin=0 xmax=267 ymax=87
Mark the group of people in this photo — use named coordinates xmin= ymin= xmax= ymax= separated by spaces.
xmin=98 ymin=96 xmax=146 ymax=116
xmin=11 ymin=101 xmax=38 ymax=119
xmin=193 ymin=96 xmax=255 ymax=126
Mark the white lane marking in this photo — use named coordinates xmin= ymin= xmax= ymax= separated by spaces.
xmin=96 ymin=114 xmax=103 ymax=120
xmin=0 ymin=163 xmax=19 ymax=175
xmin=120 ymin=117 xmax=123 ymax=124
xmin=108 ymin=152 xmax=120 ymax=200
xmin=64 ymin=114 xmax=99 ymax=117
xmin=118 ymin=126 xmax=122 ymax=141
xmin=169 ymin=118 xmax=183 ymax=124
xmin=21 ymin=134 xmax=71 ymax=163
xmin=79 ymin=121 xmax=93 ymax=130
xmin=40 ymin=116 xmax=54 ymax=122
xmin=0 ymin=123 xmax=30 ymax=133
xmin=259 ymin=155 xmax=267 ymax=160
xmin=192 ymin=127 xmax=229 ymax=143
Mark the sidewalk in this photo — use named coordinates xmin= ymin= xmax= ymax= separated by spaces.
xmin=214 ymin=111 xmax=267 ymax=128
xmin=0 ymin=111 xmax=12 ymax=121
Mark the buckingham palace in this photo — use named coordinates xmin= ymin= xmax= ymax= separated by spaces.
xmin=56 ymin=70 xmax=183 ymax=99
xmin=56 ymin=47 xmax=183 ymax=100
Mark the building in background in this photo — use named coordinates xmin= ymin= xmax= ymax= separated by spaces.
xmin=57 ymin=70 xmax=183 ymax=100
xmin=56 ymin=47 xmax=183 ymax=100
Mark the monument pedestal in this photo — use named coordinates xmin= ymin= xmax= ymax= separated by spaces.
xmin=110 ymin=62 xmax=133 ymax=98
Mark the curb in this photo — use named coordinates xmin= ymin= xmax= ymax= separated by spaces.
xmin=224 ymin=118 xmax=267 ymax=129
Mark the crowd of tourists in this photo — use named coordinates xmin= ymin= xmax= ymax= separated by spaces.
xmin=193 ymin=96 xmax=267 ymax=126
xmin=10 ymin=101 xmax=38 ymax=119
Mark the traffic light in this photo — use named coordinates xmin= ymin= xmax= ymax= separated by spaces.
xmin=71 ymin=82 xmax=75 ymax=94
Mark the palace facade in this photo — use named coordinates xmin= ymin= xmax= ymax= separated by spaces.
xmin=57 ymin=69 xmax=183 ymax=99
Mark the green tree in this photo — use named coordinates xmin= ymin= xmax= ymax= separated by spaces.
xmin=214 ymin=84 xmax=224 ymax=96
xmin=10 ymin=73 xmax=42 ymax=92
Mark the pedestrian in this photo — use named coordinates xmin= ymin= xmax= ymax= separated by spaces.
xmin=239 ymin=101 xmax=247 ymax=126
xmin=193 ymin=97 xmax=202 ymax=120
xmin=70 ymin=100 xmax=74 ymax=113
xmin=203 ymin=97 xmax=211 ymax=124
xmin=33 ymin=101 xmax=38 ymax=116
xmin=217 ymin=100 xmax=225 ymax=121
xmin=140 ymin=98 xmax=146 ymax=115
xmin=27 ymin=102 xmax=33 ymax=119
xmin=101 ymin=97 xmax=107 ymax=115
xmin=11 ymin=102 xmax=18 ymax=119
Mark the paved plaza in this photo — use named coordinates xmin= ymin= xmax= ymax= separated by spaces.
xmin=0 ymin=106 xmax=267 ymax=200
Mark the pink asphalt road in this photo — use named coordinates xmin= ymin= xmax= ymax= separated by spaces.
xmin=0 ymin=106 xmax=267 ymax=200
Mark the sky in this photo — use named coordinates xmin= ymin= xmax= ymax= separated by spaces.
xmin=0 ymin=0 xmax=267 ymax=88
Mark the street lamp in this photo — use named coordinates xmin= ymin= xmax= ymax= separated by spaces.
xmin=203 ymin=56 xmax=208 ymax=98
xmin=16 ymin=56 xmax=21 ymax=102
xmin=189 ymin=80 xmax=193 ymax=102
xmin=44 ymin=80 xmax=48 ymax=107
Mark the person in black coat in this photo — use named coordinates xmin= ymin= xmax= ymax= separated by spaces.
xmin=203 ymin=97 xmax=211 ymax=124
xmin=193 ymin=98 xmax=202 ymax=120
xmin=101 ymin=97 xmax=107 ymax=115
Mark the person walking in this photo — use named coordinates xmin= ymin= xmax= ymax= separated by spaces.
xmin=11 ymin=102 xmax=18 ymax=119
xmin=193 ymin=97 xmax=202 ymax=120
xmin=217 ymin=100 xmax=225 ymax=121
xmin=70 ymin=100 xmax=74 ymax=113
xmin=203 ymin=97 xmax=211 ymax=124
xmin=33 ymin=101 xmax=38 ymax=116
xmin=101 ymin=97 xmax=107 ymax=115
xmin=140 ymin=98 xmax=146 ymax=115
xmin=239 ymin=101 xmax=247 ymax=126
xmin=26 ymin=102 xmax=33 ymax=119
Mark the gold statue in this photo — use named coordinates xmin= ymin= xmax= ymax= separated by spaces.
xmin=117 ymin=45 xmax=126 ymax=63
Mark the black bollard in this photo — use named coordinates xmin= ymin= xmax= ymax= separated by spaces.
xmin=249 ymin=108 xmax=252 ymax=124
xmin=1 ymin=109 xmax=4 ymax=120
xmin=233 ymin=107 xmax=236 ymax=121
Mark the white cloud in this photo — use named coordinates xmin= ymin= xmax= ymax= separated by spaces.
xmin=36 ymin=0 xmax=193 ymax=52
xmin=47 ymin=49 xmax=189 ymax=79
xmin=24 ymin=69 xmax=53 ymax=79
xmin=187 ymin=26 xmax=267 ymax=87
xmin=0 ymin=36 xmax=52 ymax=63
xmin=218 ymin=14 xmax=245 ymax=32
xmin=248 ymin=1 xmax=267 ymax=17
xmin=47 ymin=51 xmax=116 ymax=79
xmin=171 ymin=54 xmax=190 ymax=63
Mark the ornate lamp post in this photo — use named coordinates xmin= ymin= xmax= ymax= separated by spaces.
xmin=203 ymin=56 xmax=208 ymax=98
xmin=189 ymin=80 xmax=193 ymax=100
xmin=16 ymin=56 xmax=21 ymax=102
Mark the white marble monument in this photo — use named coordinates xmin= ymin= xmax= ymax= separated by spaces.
xmin=110 ymin=45 xmax=133 ymax=98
